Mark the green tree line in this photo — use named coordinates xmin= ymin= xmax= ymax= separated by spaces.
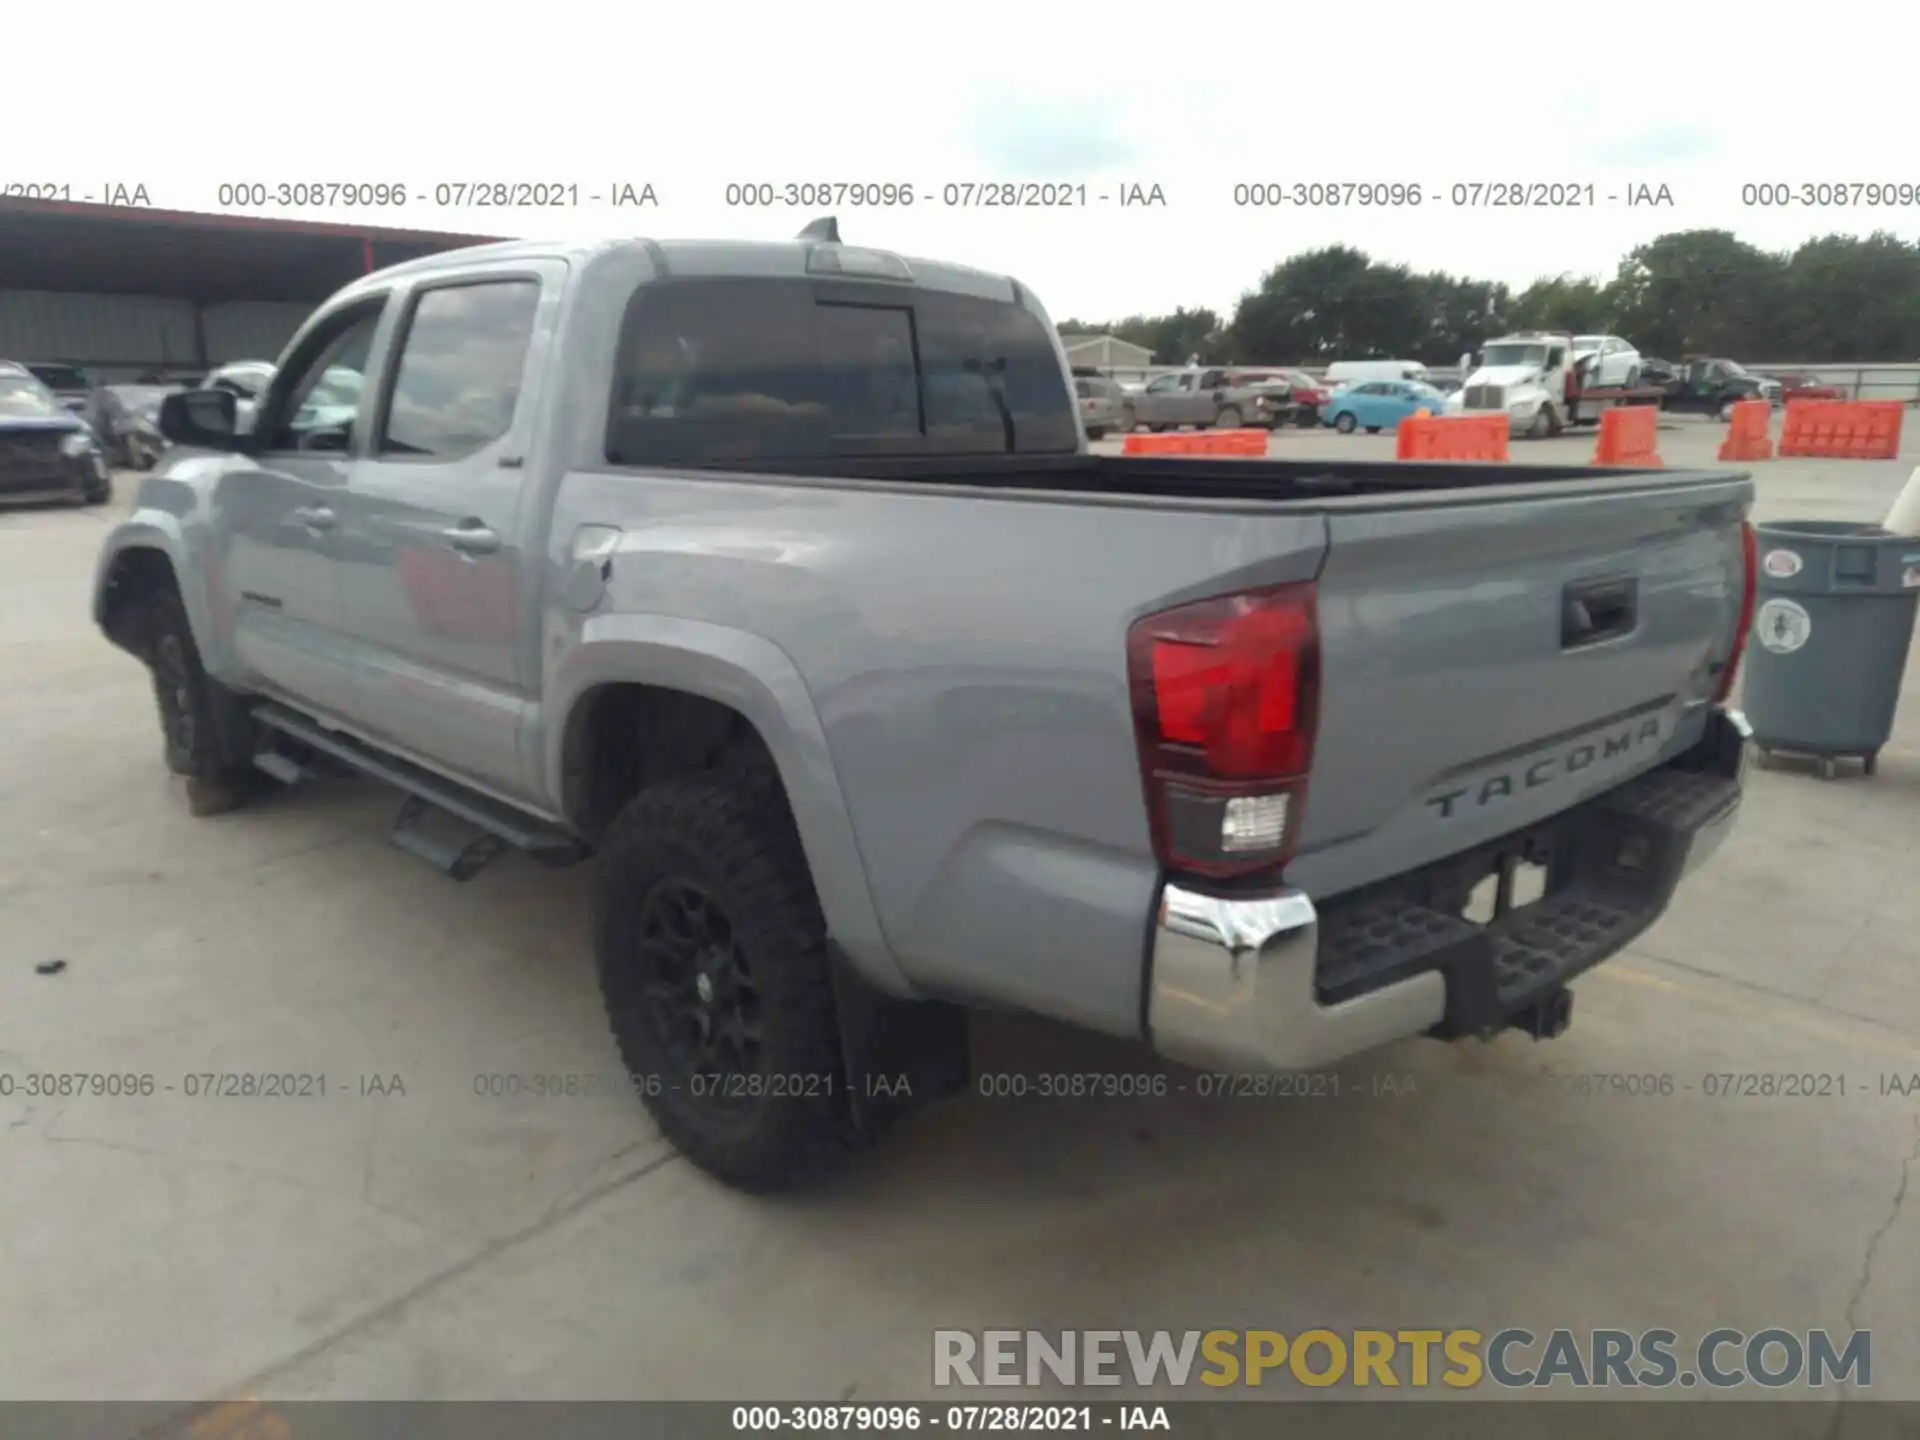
xmin=1056 ymin=230 xmax=1920 ymax=367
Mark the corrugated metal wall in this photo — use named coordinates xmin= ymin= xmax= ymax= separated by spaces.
xmin=201 ymin=302 xmax=312 ymax=365
xmin=0 ymin=291 xmax=198 ymax=372
xmin=0 ymin=292 xmax=315 ymax=377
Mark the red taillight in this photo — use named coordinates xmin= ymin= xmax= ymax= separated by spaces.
xmin=1127 ymin=584 xmax=1321 ymax=879
xmin=1713 ymin=519 xmax=1758 ymax=704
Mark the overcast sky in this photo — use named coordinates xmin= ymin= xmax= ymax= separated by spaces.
xmin=23 ymin=1 xmax=1920 ymax=322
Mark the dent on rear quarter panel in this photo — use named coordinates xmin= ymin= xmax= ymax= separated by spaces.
xmin=548 ymin=467 xmax=1325 ymax=1039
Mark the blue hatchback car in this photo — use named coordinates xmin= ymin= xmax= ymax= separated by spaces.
xmin=1323 ymin=379 xmax=1447 ymax=434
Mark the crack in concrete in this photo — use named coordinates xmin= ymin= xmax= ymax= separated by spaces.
xmin=1824 ymin=1113 xmax=1920 ymax=1440
xmin=1846 ymin=1114 xmax=1919 ymax=1334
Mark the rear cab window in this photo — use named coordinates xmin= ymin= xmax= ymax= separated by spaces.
xmin=605 ymin=277 xmax=1078 ymax=467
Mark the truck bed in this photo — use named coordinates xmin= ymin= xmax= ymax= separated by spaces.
xmin=719 ymin=452 xmax=1703 ymax=504
xmin=557 ymin=450 xmax=1752 ymax=1034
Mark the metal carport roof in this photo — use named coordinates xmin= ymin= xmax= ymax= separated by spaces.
xmin=0 ymin=197 xmax=507 ymax=302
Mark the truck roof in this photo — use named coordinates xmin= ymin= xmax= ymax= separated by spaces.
xmin=345 ymin=232 xmax=1027 ymax=306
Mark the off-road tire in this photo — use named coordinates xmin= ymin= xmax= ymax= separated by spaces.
xmin=136 ymin=587 xmax=255 ymax=801
xmin=595 ymin=774 xmax=858 ymax=1192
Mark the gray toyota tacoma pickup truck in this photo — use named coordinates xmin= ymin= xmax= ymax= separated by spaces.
xmin=93 ymin=220 xmax=1758 ymax=1191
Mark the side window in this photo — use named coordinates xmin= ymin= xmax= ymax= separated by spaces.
xmin=607 ymin=279 xmax=829 ymax=466
xmin=264 ymin=305 xmax=384 ymax=452
xmin=380 ymin=279 xmax=541 ymax=459
xmin=1199 ymin=369 xmax=1227 ymax=388
xmin=1145 ymin=375 xmax=1179 ymax=393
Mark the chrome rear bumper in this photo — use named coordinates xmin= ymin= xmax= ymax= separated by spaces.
xmin=1146 ymin=708 xmax=1750 ymax=1074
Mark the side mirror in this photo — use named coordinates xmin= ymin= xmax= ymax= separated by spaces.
xmin=159 ymin=389 xmax=242 ymax=449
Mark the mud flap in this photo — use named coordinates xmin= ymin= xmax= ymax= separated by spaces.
xmin=827 ymin=943 xmax=970 ymax=1138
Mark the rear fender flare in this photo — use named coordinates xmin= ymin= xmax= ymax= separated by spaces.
xmin=544 ymin=614 xmax=910 ymax=997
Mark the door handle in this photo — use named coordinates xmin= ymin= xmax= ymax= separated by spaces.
xmin=1562 ymin=577 xmax=1639 ymax=649
xmin=292 ymin=505 xmax=336 ymax=530
xmin=443 ymin=522 xmax=501 ymax=556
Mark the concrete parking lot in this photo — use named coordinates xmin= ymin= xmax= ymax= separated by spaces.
xmin=2 ymin=418 xmax=1917 ymax=1412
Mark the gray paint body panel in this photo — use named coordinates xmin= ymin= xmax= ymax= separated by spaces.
xmin=95 ymin=235 xmax=1757 ymax=1040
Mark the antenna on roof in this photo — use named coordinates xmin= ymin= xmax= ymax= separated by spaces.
xmin=796 ymin=216 xmax=840 ymax=243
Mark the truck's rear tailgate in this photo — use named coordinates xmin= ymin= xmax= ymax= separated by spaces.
xmin=1285 ymin=473 xmax=1752 ymax=902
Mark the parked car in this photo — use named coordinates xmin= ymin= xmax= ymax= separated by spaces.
xmin=1124 ymin=367 xmax=1295 ymax=431
xmin=1076 ymin=375 xmax=1127 ymax=438
xmin=96 ymin=226 xmax=1755 ymax=1192
xmin=1570 ymin=335 xmax=1643 ymax=389
xmin=0 ymin=363 xmax=112 ymax=504
xmin=203 ymin=360 xmax=279 ymax=433
xmin=22 ymin=361 xmax=108 ymax=442
xmin=1323 ymin=378 xmax=1448 ymax=434
xmin=1664 ymin=358 xmax=1781 ymax=420
xmin=100 ymin=384 xmax=180 ymax=470
xmin=212 ymin=360 xmax=362 ymax=436
xmin=1221 ymin=369 xmax=1326 ymax=429
xmin=1639 ymin=356 xmax=1680 ymax=390
xmin=1765 ymin=370 xmax=1846 ymax=403
xmin=1323 ymin=359 xmax=1431 ymax=390
xmin=1273 ymin=368 xmax=1332 ymax=427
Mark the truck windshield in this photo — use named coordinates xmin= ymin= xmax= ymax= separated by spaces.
xmin=1481 ymin=344 xmax=1549 ymax=368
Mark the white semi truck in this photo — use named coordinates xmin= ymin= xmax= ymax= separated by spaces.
xmin=1445 ymin=331 xmax=1665 ymax=438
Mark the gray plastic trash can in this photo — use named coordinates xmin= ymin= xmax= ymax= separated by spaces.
xmin=1742 ymin=521 xmax=1920 ymax=777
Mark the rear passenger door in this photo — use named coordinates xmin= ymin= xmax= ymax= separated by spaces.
xmin=334 ymin=265 xmax=558 ymax=802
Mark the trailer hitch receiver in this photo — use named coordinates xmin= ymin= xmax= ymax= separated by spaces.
xmin=1510 ymin=986 xmax=1574 ymax=1041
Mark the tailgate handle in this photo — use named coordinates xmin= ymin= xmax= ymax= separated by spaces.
xmin=1562 ymin=577 xmax=1638 ymax=648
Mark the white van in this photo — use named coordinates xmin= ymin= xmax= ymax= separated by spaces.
xmin=1323 ymin=359 xmax=1431 ymax=391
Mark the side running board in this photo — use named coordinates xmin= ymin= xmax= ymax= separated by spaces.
xmin=250 ymin=701 xmax=588 ymax=879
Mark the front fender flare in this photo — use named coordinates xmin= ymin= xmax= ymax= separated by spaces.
xmin=93 ymin=514 xmax=218 ymax=660
xmin=543 ymin=614 xmax=911 ymax=998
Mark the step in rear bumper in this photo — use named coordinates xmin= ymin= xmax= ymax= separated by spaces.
xmin=1146 ymin=708 xmax=1750 ymax=1075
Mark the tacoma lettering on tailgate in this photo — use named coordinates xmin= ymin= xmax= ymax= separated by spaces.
xmin=1425 ymin=716 xmax=1664 ymax=820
